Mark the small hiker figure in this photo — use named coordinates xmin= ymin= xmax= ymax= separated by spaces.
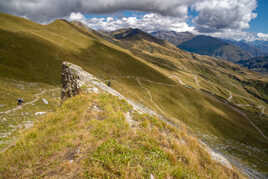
xmin=107 ymin=80 xmax=111 ymax=87
xmin=17 ymin=98 xmax=24 ymax=105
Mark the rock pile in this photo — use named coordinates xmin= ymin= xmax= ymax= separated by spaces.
xmin=61 ymin=62 xmax=81 ymax=100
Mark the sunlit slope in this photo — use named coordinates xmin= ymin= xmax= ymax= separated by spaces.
xmin=0 ymin=13 xmax=268 ymax=175
xmin=0 ymin=13 xmax=172 ymax=85
xmin=105 ymin=28 xmax=268 ymax=174
xmin=79 ymin=23 xmax=268 ymax=175
xmin=109 ymin=28 xmax=268 ymax=110
xmin=0 ymin=94 xmax=244 ymax=178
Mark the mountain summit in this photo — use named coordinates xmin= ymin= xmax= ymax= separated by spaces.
xmin=151 ymin=31 xmax=195 ymax=46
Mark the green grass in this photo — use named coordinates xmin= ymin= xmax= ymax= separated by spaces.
xmin=0 ymin=94 xmax=244 ymax=178
xmin=0 ymin=77 xmax=61 ymax=150
xmin=0 ymin=12 xmax=267 ymax=175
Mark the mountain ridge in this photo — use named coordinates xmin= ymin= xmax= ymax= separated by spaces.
xmin=151 ymin=31 xmax=195 ymax=46
xmin=0 ymin=13 xmax=268 ymax=177
xmin=238 ymin=56 xmax=268 ymax=74
xmin=150 ymin=30 xmax=268 ymax=73
xmin=178 ymin=35 xmax=253 ymax=62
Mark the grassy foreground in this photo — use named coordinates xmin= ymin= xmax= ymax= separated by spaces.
xmin=0 ymin=93 xmax=244 ymax=178
xmin=0 ymin=12 xmax=267 ymax=175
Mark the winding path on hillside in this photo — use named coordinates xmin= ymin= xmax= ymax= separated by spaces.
xmin=106 ymin=75 xmax=268 ymax=142
xmin=169 ymin=75 xmax=186 ymax=86
xmin=233 ymin=93 xmax=267 ymax=117
xmin=106 ymin=74 xmax=266 ymax=117
xmin=0 ymin=88 xmax=60 ymax=154
xmin=0 ymin=88 xmax=59 ymax=116
xmin=194 ymin=75 xmax=200 ymax=88
xmin=228 ymin=104 xmax=268 ymax=141
xmin=136 ymin=78 xmax=168 ymax=117
xmin=258 ymin=105 xmax=266 ymax=117
xmin=0 ymin=90 xmax=46 ymax=115
xmin=227 ymin=91 xmax=233 ymax=102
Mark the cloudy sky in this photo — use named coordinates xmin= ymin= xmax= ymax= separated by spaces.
xmin=0 ymin=0 xmax=268 ymax=41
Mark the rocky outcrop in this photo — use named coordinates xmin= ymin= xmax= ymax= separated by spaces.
xmin=61 ymin=62 xmax=81 ymax=100
xmin=59 ymin=61 xmax=236 ymax=173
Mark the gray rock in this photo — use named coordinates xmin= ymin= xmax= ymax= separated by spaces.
xmin=61 ymin=62 xmax=81 ymax=100
xmin=24 ymin=121 xmax=34 ymax=129
xmin=42 ymin=98 xmax=48 ymax=104
xmin=35 ymin=112 xmax=46 ymax=116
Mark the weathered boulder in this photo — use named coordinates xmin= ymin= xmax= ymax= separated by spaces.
xmin=61 ymin=62 xmax=81 ymax=100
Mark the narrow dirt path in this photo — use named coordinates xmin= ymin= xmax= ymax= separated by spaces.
xmin=169 ymin=75 xmax=186 ymax=86
xmin=227 ymin=91 xmax=233 ymax=102
xmin=235 ymin=104 xmax=251 ymax=107
xmin=106 ymin=75 xmax=266 ymax=117
xmin=258 ymin=105 xmax=266 ymax=117
xmin=136 ymin=78 xmax=168 ymax=116
xmin=0 ymin=88 xmax=59 ymax=115
xmin=232 ymin=93 xmax=267 ymax=117
xmin=0 ymin=88 xmax=60 ymax=154
xmin=138 ymin=76 xmax=268 ymax=142
xmin=104 ymin=73 xmax=267 ymax=142
xmin=194 ymin=75 xmax=200 ymax=88
xmin=136 ymin=77 xmax=235 ymax=169
xmin=225 ymin=102 xmax=268 ymax=141
xmin=0 ymin=90 xmax=47 ymax=115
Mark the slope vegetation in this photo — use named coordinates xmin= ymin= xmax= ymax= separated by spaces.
xmin=0 ymin=93 xmax=244 ymax=178
xmin=0 ymin=13 xmax=268 ymax=177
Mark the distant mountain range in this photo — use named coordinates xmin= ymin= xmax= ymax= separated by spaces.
xmin=151 ymin=31 xmax=268 ymax=73
xmin=178 ymin=35 xmax=253 ymax=63
xmin=151 ymin=31 xmax=195 ymax=46
xmin=249 ymin=40 xmax=268 ymax=54
xmin=222 ymin=39 xmax=265 ymax=57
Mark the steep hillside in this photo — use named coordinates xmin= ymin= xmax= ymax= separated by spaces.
xmin=0 ymin=61 xmax=244 ymax=178
xmin=238 ymin=56 xmax=268 ymax=73
xmin=0 ymin=13 xmax=268 ymax=177
xmin=0 ymin=12 xmax=176 ymax=152
xmin=151 ymin=31 xmax=195 ymax=46
xmin=99 ymin=28 xmax=268 ymax=176
xmin=178 ymin=35 xmax=252 ymax=62
xmin=0 ymin=92 xmax=244 ymax=178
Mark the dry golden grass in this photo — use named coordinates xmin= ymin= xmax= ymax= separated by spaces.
xmin=0 ymin=93 xmax=245 ymax=178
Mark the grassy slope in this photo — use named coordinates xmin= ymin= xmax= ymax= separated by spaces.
xmin=0 ymin=93 xmax=244 ymax=178
xmin=0 ymin=13 xmax=267 ymax=175
xmin=0 ymin=13 xmax=172 ymax=85
xmin=105 ymin=28 xmax=268 ymax=173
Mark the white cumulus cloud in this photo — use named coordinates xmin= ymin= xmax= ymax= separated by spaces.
xmin=257 ymin=33 xmax=268 ymax=41
xmin=69 ymin=13 xmax=195 ymax=33
xmin=0 ymin=0 xmax=193 ymax=22
xmin=192 ymin=0 xmax=257 ymax=32
xmin=69 ymin=12 xmax=86 ymax=21
xmin=0 ymin=0 xmax=263 ymax=41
